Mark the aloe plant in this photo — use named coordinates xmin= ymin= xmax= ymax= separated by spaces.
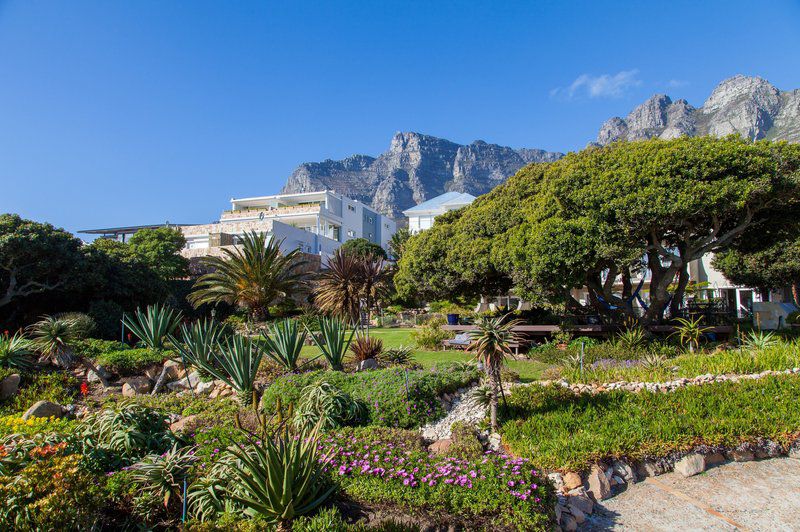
xmin=131 ymin=445 xmax=199 ymax=509
xmin=306 ymin=317 xmax=354 ymax=371
xmin=263 ymin=319 xmax=308 ymax=371
xmin=293 ymin=381 xmax=366 ymax=430
xmin=227 ymin=422 xmax=335 ymax=529
xmin=0 ymin=332 xmax=33 ymax=371
xmin=741 ymin=330 xmax=778 ymax=351
xmin=123 ymin=304 xmax=182 ymax=350
xmin=671 ymin=316 xmax=712 ymax=353
xmin=203 ymin=335 xmax=263 ymax=405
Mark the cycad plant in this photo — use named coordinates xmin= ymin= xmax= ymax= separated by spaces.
xmin=263 ymin=318 xmax=308 ymax=371
xmin=188 ymin=232 xmax=307 ymax=321
xmin=671 ymin=316 xmax=712 ymax=353
xmin=123 ymin=304 xmax=182 ymax=350
xmin=203 ymin=335 xmax=263 ymax=405
xmin=227 ymin=421 xmax=335 ymax=530
xmin=170 ymin=318 xmax=227 ymax=376
xmin=468 ymin=314 xmax=520 ymax=432
xmin=307 ymin=317 xmax=354 ymax=371
xmin=0 ymin=332 xmax=34 ymax=371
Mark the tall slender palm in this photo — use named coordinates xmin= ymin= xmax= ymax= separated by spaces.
xmin=468 ymin=314 xmax=520 ymax=432
xmin=188 ymin=232 xmax=307 ymax=321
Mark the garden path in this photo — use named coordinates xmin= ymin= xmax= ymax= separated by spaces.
xmin=582 ymin=457 xmax=800 ymax=531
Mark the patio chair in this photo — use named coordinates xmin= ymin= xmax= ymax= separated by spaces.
xmin=442 ymin=332 xmax=472 ymax=350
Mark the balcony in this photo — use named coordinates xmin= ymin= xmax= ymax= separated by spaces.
xmin=220 ymin=204 xmax=323 ymax=221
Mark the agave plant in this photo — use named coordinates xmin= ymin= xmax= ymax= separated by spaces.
xmin=306 ymin=316 xmax=354 ymax=371
xmin=671 ymin=316 xmax=712 ymax=353
xmin=188 ymin=232 xmax=307 ymax=321
xmin=170 ymin=318 xmax=227 ymax=376
xmin=293 ymin=381 xmax=366 ymax=430
xmin=0 ymin=332 xmax=34 ymax=371
xmin=468 ymin=314 xmax=520 ymax=432
xmin=349 ymin=336 xmax=383 ymax=362
xmin=741 ymin=330 xmax=779 ymax=351
xmin=263 ymin=318 xmax=308 ymax=371
xmin=614 ymin=326 xmax=647 ymax=352
xmin=640 ymin=352 xmax=668 ymax=370
xmin=377 ymin=345 xmax=414 ymax=367
xmin=123 ymin=304 xmax=182 ymax=350
xmin=131 ymin=445 xmax=199 ymax=509
xmin=227 ymin=422 xmax=336 ymax=529
xmin=201 ymin=335 xmax=263 ymax=405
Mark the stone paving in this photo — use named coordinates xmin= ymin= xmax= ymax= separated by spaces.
xmin=582 ymin=457 xmax=800 ymax=531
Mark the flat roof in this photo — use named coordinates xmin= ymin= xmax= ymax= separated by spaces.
xmin=402 ymin=191 xmax=476 ymax=215
xmin=231 ymin=190 xmax=332 ymax=204
xmin=79 ymin=223 xmax=196 ymax=234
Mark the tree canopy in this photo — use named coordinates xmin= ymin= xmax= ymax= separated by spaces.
xmin=127 ymin=226 xmax=189 ymax=280
xmin=339 ymin=238 xmax=388 ymax=260
xmin=396 ymin=136 xmax=800 ymax=324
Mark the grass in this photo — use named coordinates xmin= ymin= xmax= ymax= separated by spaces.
xmin=299 ymin=327 xmax=548 ymax=382
xmin=500 ymin=374 xmax=800 ymax=471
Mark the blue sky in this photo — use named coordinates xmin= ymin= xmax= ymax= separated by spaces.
xmin=2 ymin=0 xmax=799 ymax=236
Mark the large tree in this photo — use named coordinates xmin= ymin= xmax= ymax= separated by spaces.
xmin=128 ymin=226 xmax=189 ymax=280
xmin=0 ymin=214 xmax=82 ymax=310
xmin=396 ymin=137 xmax=800 ymax=324
xmin=339 ymin=238 xmax=388 ymax=260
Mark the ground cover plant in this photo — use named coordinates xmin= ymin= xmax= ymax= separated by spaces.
xmin=500 ymin=374 xmax=800 ymax=471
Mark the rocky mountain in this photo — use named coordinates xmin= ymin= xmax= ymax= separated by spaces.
xmin=281 ymin=132 xmax=563 ymax=219
xmin=596 ymin=75 xmax=800 ymax=145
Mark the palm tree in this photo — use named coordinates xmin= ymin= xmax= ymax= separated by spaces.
xmin=188 ymin=232 xmax=307 ymax=321
xmin=313 ymin=250 xmax=390 ymax=334
xmin=27 ymin=315 xmax=111 ymax=386
xmin=468 ymin=314 xmax=520 ymax=432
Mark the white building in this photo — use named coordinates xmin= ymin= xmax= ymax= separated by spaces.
xmin=181 ymin=190 xmax=395 ymax=259
xmin=403 ymin=191 xmax=476 ymax=234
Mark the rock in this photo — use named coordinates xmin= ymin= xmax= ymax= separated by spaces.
xmin=86 ymin=366 xmax=111 ymax=383
xmin=195 ymin=380 xmax=215 ymax=395
xmin=122 ymin=377 xmax=152 ymax=397
xmin=167 ymin=371 xmax=201 ymax=392
xmin=567 ymin=489 xmax=594 ymax=515
xmin=612 ymin=460 xmax=636 ymax=483
xmin=586 ymin=465 xmax=611 ymax=501
xmin=488 ymin=432 xmax=502 ymax=452
xmin=357 ymin=358 xmax=379 ymax=371
xmin=428 ymin=438 xmax=452 ymax=454
xmin=563 ymin=471 xmax=583 ymax=490
xmin=561 ymin=512 xmax=578 ymax=532
xmin=0 ymin=373 xmax=21 ymax=400
xmin=569 ymin=506 xmax=586 ymax=524
xmin=22 ymin=400 xmax=64 ymax=420
xmin=548 ymin=472 xmax=564 ymax=491
xmin=635 ymin=461 xmax=662 ymax=479
xmin=144 ymin=364 xmax=165 ymax=380
xmin=674 ymin=454 xmax=705 ymax=477
xmin=612 ymin=475 xmax=625 ymax=485
xmin=704 ymin=453 xmax=726 ymax=467
xmin=163 ymin=359 xmax=187 ymax=381
xmin=729 ymin=449 xmax=755 ymax=462
xmin=789 ymin=445 xmax=800 ymax=460
xmin=169 ymin=414 xmax=198 ymax=433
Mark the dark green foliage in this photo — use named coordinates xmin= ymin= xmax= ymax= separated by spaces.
xmin=307 ymin=316 xmax=354 ymax=371
xmin=97 ymin=348 xmax=168 ymax=376
xmin=262 ymin=318 xmax=308 ymax=370
xmin=340 ymin=237 xmax=388 ymax=260
xmin=88 ymin=300 xmax=127 ymax=340
xmin=127 ymin=226 xmax=189 ymax=280
xmin=501 ymin=375 xmax=800 ymax=471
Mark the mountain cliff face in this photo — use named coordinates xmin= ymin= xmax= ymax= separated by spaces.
xmin=597 ymin=75 xmax=800 ymax=145
xmin=281 ymin=132 xmax=563 ymax=219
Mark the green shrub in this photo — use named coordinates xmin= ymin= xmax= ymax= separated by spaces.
xmin=0 ymin=454 xmax=104 ymax=530
xmin=411 ymin=318 xmax=450 ymax=350
xmin=73 ymin=338 xmax=130 ymax=360
xmin=448 ymin=421 xmax=483 ymax=459
xmin=787 ymin=311 xmax=800 ymax=325
xmin=261 ymin=364 xmax=480 ymax=429
xmin=97 ymin=348 xmax=168 ymax=376
xmin=88 ymin=299 xmax=126 ymax=340
xmin=294 ymin=381 xmax=367 ymax=430
xmin=501 ymin=375 xmax=800 ymax=471
xmin=292 ymin=507 xmax=348 ymax=532
xmin=1 ymin=371 xmax=78 ymax=416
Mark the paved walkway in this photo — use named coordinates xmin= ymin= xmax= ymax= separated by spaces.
xmin=582 ymin=458 xmax=800 ymax=531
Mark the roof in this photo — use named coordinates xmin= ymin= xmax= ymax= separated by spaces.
xmin=402 ymin=191 xmax=477 ymax=215
xmin=79 ymin=223 xmax=196 ymax=235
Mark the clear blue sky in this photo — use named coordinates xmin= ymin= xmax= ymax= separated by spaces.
xmin=2 ymin=0 xmax=799 ymax=236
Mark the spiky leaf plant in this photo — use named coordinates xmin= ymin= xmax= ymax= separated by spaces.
xmin=671 ymin=316 xmax=712 ymax=353
xmin=200 ymin=335 xmax=263 ymax=405
xmin=306 ymin=317 xmax=354 ymax=371
xmin=123 ymin=304 xmax=182 ymax=350
xmin=377 ymin=345 xmax=414 ymax=367
xmin=348 ymin=336 xmax=383 ymax=363
xmin=27 ymin=315 xmax=77 ymax=367
xmin=169 ymin=318 xmax=227 ymax=376
xmin=293 ymin=381 xmax=366 ymax=430
xmin=263 ymin=318 xmax=308 ymax=371
xmin=0 ymin=332 xmax=34 ymax=371
xmin=741 ymin=330 xmax=779 ymax=351
xmin=131 ymin=445 xmax=199 ymax=509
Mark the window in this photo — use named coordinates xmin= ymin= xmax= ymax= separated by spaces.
xmin=347 ymin=230 xmax=355 ymax=238
xmin=366 ymin=216 xmax=373 ymax=223
xmin=384 ymin=223 xmax=390 ymax=229
xmin=368 ymin=233 xmax=373 ymax=239
xmin=347 ymin=205 xmax=356 ymax=212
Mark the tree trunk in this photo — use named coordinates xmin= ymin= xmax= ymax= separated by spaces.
xmin=642 ymin=250 xmax=680 ymax=325
xmin=669 ymin=263 xmax=690 ymax=318
xmin=488 ymin=366 xmax=498 ymax=432
xmin=792 ymin=280 xmax=800 ymax=307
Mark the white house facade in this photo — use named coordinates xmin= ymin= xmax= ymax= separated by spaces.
xmin=402 ymin=191 xmax=476 ymax=234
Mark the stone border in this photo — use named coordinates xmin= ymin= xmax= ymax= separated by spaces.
xmin=549 ymin=440 xmax=800 ymax=531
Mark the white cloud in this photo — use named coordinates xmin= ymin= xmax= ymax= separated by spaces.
xmin=667 ymin=79 xmax=689 ymax=88
xmin=552 ymin=70 xmax=642 ymax=100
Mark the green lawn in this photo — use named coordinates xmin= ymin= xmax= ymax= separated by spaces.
xmin=301 ymin=327 xmax=548 ymax=382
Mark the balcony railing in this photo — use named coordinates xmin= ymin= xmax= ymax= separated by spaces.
xmin=221 ymin=204 xmax=322 ymax=220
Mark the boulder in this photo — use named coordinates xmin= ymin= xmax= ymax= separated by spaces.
xmin=428 ymin=438 xmax=453 ymax=454
xmin=488 ymin=432 xmax=502 ymax=452
xmin=674 ymin=454 xmax=705 ymax=477
xmin=789 ymin=445 xmax=800 ymax=460
xmin=567 ymin=488 xmax=594 ymax=515
xmin=586 ymin=465 xmax=611 ymax=501
xmin=569 ymin=505 xmax=586 ymax=524
xmin=635 ymin=460 xmax=663 ymax=479
xmin=144 ymin=364 xmax=165 ymax=380
xmin=169 ymin=414 xmax=199 ymax=433
xmin=563 ymin=471 xmax=583 ymax=490
xmin=547 ymin=472 xmax=564 ymax=491
xmin=0 ymin=373 xmax=21 ymax=400
xmin=729 ymin=449 xmax=755 ymax=462
xmin=86 ymin=366 xmax=111 ymax=383
xmin=122 ymin=377 xmax=153 ymax=397
xmin=195 ymin=380 xmax=216 ymax=396
xmin=704 ymin=452 xmax=726 ymax=467
xmin=357 ymin=358 xmax=379 ymax=371
xmin=163 ymin=359 xmax=187 ymax=381
xmin=561 ymin=513 xmax=578 ymax=532
xmin=22 ymin=400 xmax=65 ymax=420
xmin=167 ymin=371 xmax=201 ymax=392
xmin=612 ymin=460 xmax=636 ymax=483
